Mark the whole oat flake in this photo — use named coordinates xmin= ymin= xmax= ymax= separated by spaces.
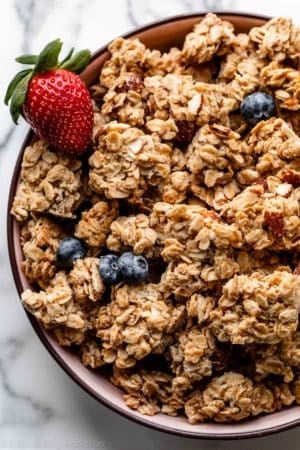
xmin=12 ymin=14 xmax=300 ymax=424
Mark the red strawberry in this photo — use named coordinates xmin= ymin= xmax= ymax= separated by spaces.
xmin=5 ymin=39 xmax=93 ymax=155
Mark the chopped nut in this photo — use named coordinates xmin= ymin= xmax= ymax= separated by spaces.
xmin=281 ymin=170 xmax=300 ymax=187
xmin=264 ymin=211 xmax=285 ymax=238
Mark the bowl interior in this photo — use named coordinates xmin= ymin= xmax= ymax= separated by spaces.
xmin=8 ymin=13 xmax=300 ymax=439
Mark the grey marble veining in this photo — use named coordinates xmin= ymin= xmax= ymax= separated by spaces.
xmin=0 ymin=1 xmax=299 ymax=448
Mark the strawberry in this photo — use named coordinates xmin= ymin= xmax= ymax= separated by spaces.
xmin=5 ymin=39 xmax=93 ymax=155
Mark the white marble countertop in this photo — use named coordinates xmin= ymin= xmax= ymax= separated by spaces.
xmin=0 ymin=0 xmax=299 ymax=449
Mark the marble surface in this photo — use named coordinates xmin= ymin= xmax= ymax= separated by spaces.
xmin=0 ymin=0 xmax=299 ymax=448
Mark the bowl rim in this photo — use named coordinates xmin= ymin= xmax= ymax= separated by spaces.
xmin=7 ymin=11 xmax=300 ymax=440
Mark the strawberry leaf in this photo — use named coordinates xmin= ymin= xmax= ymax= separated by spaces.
xmin=60 ymin=49 xmax=91 ymax=73
xmin=35 ymin=38 xmax=62 ymax=73
xmin=59 ymin=47 xmax=74 ymax=66
xmin=15 ymin=54 xmax=38 ymax=64
xmin=4 ymin=69 xmax=32 ymax=105
xmin=9 ymin=72 xmax=32 ymax=124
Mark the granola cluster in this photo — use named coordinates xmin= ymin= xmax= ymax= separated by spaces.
xmin=12 ymin=140 xmax=82 ymax=221
xmin=13 ymin=14 xmax=300 ymax=424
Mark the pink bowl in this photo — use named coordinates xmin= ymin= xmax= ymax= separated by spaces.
xmin=7 ymin=12 xmax=300 ymax=439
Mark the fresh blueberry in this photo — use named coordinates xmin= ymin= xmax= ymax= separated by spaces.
xmin=118 ymin=252 xmax=148 ymax=284
xmin=99 ymin=254 xmax=121 ymax=285
xmin=240 ymin=92 xmax=276 ymax=125
xmin=56 ymin=237 xmax=86 ymax=269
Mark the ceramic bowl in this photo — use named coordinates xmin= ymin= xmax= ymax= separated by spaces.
xmin=7 ymin=12 xmax=300 ymax=439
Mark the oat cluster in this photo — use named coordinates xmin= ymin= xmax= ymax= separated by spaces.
xmin=12 ymin=14 xmax=300 ymax=424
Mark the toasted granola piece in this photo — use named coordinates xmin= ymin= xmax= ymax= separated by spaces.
xmin=222 ymin=176 xmax=300 ymax=251
xmin=190 ymin=178 xmax=241 ymax=210
xmin=52 ymin=327 xmax=86 ymax=346
xmin=89 ymin=122 xmax=171 ymax=199
xmin=162 ymin=171 xmax=190 ymax=204
xmin=269 ymin=382 xmax=295 ymax=408
xmin=150 ymin=203 xmax=242 ymax=257
xmin=144 ymin=74 xmax=203 ymax=123
xmin=144 ymin=74 xmax=235 ymax=130
xmin=194 ymin=83 xmax=236 ymax=126
xmin=183 ymin=13 xmax=235 ymax=64
xmin=219 ymin=33 xmax=265 ymax=82
xmin=69 ymin=258 xmax=104 ymax=302
xmin=248 ymin=118 xmax=300 ymax=175
xmin=254 ymin=332 xmax=300 ymax=383
xmin=21 ymin=272 xmax=88 ymax=345
xmin=101 ymin=73 xmax=146 ymax=126
xmin=185 ymin=372 xmax=277 ymax=423
xmin=187 ymin=294 xmax=216 ymax=324
xmin=280 ymin=110 xmax=300 ymax=135
xmin=106 ymin=214 xmax=157 ymax=257
xmin=281 ymin=331 xmax=300 ymax=367
xmin=20 ymin=217 xmax=63 ymax=288
xmin=249 ymin=17 xmax=300 ymax=61
xmin=75 ymin=200 xmax=118 ymax=247
xmin=169 ymin=327 xmax=215 ymax=382
xmin=235 ymin=250 xmax=281 ymax=275
xmin=255 ymin=344 xmax=294 ymax=383
xmin=219 ymin=34 xmax=267 ymax=107
xmin=200 ymin=250 xmax=240 ymax=283
xmin=145 ymin=47 xmax=185 ymax=77
xmin=94 ymin=283 xmax=185 ymax=369
xmin=161 ymin=248 xmax=239 ymax=298
xmin=186 ymin=124 xmax=253 ymax=188
xmin=100 ymin=38 xmax=146 ymax=88
xmin=261 ymin=62 xmax=300 ymax=111
xmin=146 ymin=118 xmax=178 ymax=141
xmin=150 ymin=202 xmax=205 ymax=241
xmin=100 ymin=36 xmax=209 ymax=89
xmin=111 ymin=367 xmax=189 ymax=416
xmin=210 ymin=271 xmax=300 ymax=345
xmin=11 ymin=140 xmax=82 ymax=221
xmin=81 ymin=339 xmax=106 ymax=368
xmin=161 ymin=261 xmax=205 ymax=298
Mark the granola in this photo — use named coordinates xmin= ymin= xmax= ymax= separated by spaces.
xmin=13 ymin=13 xmax=300 ymax=424
xmin=92 ymin=283 xmax=185 ymax=369
xmin=169 ymin=327 xmax=215 ymax=382
xmin=249 ymin=17 xmax=300 ymax=61
xmin=183 ymin=13 xmax=235 ymax=63
xmin=107 ymin=214 xmax=157 ymax=257
xmin=20 ymin=216 xmax=64 ymax=288
xmin=89 ymin=121 xmax=172 ymax=199
xmin=185 ymin=372 xmax=278 ymax=423
xmin=75 ymin=200 xmax=118 ymax=247
xmin=221 ymin=173 xmax=300 ymax=251
xmin=210 ymin=271 xmax=300 ymax=345
xmin=12 ymin=140 xmax=82 ymax=221
xmin=21 ymin=272 xmax=88 ymax=345
xmin=254 ymin=332 xmax=300 ymax=383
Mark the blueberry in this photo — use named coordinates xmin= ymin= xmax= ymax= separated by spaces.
xmin=99 ymin=254 xmax=121 ymax=285
xmin=240 ymin=92 xmax=276 ymax=125
xmin=118 ymin=252 xmax=148 ymax=284
xmin=56 ymin=237 xmax=86 ymax=269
